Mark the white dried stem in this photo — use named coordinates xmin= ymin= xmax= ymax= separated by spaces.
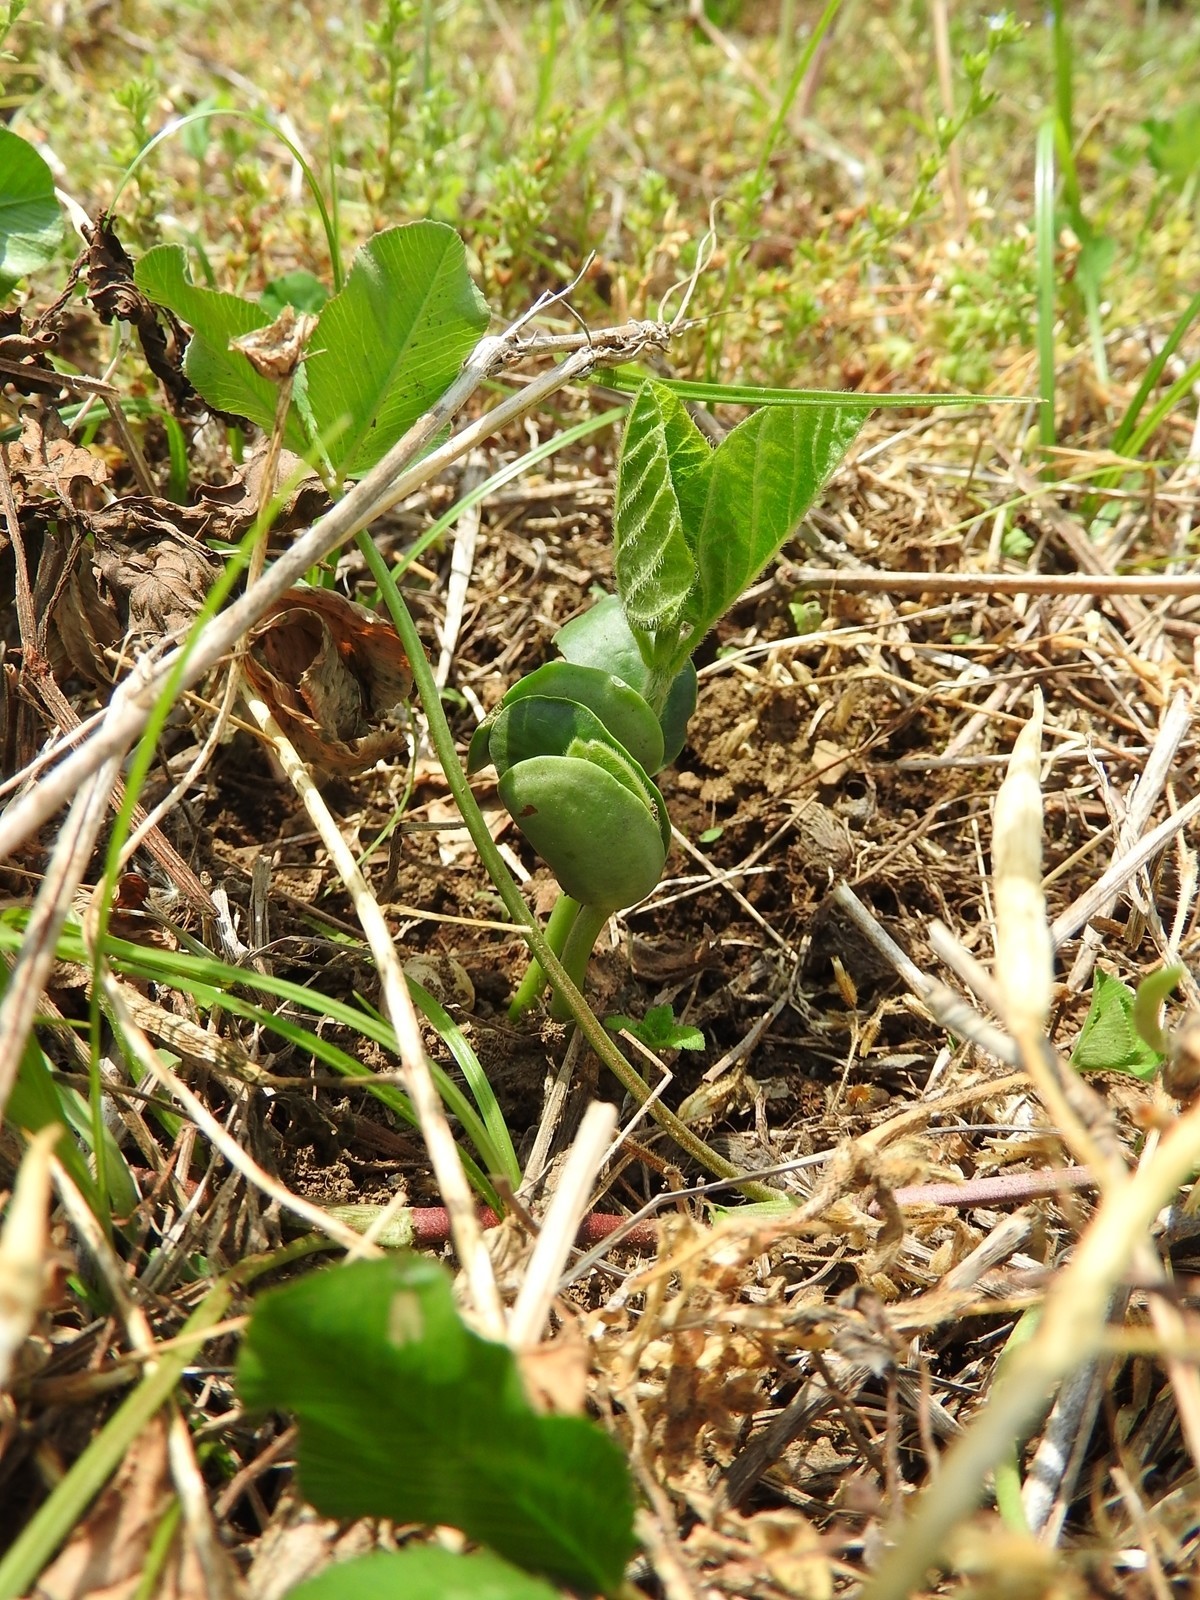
xmin=242 ymin=689 xmax=505 ymax=1338
xmin=0 ymin=1126 xmax=59 ymax=1391
xmin=993 ymin=690 xmax=1053 ymax=1039
xmin=508 ymin=1100 xmax=618 ymax=1349
xmin=860 ymin=1079 xmax=1200 ymax=1600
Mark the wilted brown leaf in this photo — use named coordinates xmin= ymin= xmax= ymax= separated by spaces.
xmin=244 ymin=586 xmax=412 ymax=773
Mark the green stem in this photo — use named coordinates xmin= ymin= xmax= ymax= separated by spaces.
xmin=358 ymin=535 xmax=784 ymax=1204
xmin=549 ymin=902 xmax=613 ymax=1022
xmin=509 ymin=892 xmax=581 ymax=1021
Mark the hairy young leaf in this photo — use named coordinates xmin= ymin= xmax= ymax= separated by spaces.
xmin=0 ymin=128 xmax=63 ymax=298
xmin=284 ymin=1548 xmax=562 ymax=1600
xmin=613 ymin=380 xmax=869 ymax=683
xmin=688 ymin=400 xmax=869 ymax=634
xmin=134 ymin=246 xmax=299 ymax=441
xmin=612 ymin=382 xmax=706 ymax=638
xmin=305 ymin=222 xmax=490 ymax=476
xmin=237 ymin=1257 xmax=635 ymax=1595
xmin=1071 ymin=967 xmax=1163 ymax=1080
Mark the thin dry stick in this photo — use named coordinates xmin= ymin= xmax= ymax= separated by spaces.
xmin=434 ymin=453 xmax=486 ymax=691
xmin=51 ymin=1157 xmax=235 ymax=1597
xmin=1051 ymin=788 xmax=1200 ymax=948
xmin=1066 ymin=688 xmax=1191 ymax=992
xmin=241 ymin=688 xmax=504 ymax=1337
xmin=508 ymin=1100 xmax=618 ymax=1348
xmin=785 ymin=567 xmax=1200 ymax=597
xmin=860 ymin=1084 xmax=1200 ymax=1600
xmin=0 ymin=754 xmax=122 ymax=1116
xmin=831 ymin=883 xmax=1018 ymax=1066
xmin=100 ymin=973 xmax=371 ymax=1252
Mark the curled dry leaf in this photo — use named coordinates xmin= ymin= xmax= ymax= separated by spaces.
xmin=6 ymin=407 xmax=108 ymax=503
xmin=245 ymin=587 xmax=413 ymax=774
xmin=230 ymin=304 xmax=319 ymax=382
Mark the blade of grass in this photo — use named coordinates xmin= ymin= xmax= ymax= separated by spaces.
xmin=594 ymin=372 xmax=1030 ymax=407
xmin=376 ymin=404 xmax=624 ymax=598
xmin=111 ymin=108 xmax=343 ymax=291
xmin=1112 ymin=289 xmax=1200 ymax=455
xmin=0 ymin=919 xmax=507 ymax=1205
xmin=1035 ymin=119 xmax=1058 ymax=455
xmin=1122 ymin=352 xmax=1200 ymax=461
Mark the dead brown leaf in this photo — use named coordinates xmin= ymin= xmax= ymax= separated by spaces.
xmin=244 ymin=586 xmax=412 ymax=773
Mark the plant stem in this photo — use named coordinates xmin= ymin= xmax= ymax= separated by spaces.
xmin=549 ymin=902 xmax=613 ymax=1021
xmin=359 ymin=536 xmax=784 ymax=1204
xmin=509 ymin=892 xmax=580 ymax=1021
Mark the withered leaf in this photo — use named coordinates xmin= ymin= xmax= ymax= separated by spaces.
xmin=245 ymin=587 xmax=413 ymax=774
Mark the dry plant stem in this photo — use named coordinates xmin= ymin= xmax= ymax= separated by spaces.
xmin=0 ymin=318 xmax=671 ymax=866
xmin=521 ymin=1026 xmax=587 ymax=1197
xmin=0 ymin=1127 xmax=58 ymax=1390
xmin=241 ymin=689 xmax=504 ymax=1337
xmin=860 ymin=1091 xmax=1200 ymax=1600
xmin=832 ymin=883 xmax=1018 ymax=1065
xmin=0 ymin=442 xmax=215 ymax=918
xmin=50 ymin=1156 xmax=233 ymax=1597
xmin=1051 ymin=788 xmax=1200 ymax=948
xmin=1066 ymin=688 xmax=1191 ymax=992
xmin=508 ymin=1100 xmax=618 ymax=1348
xmin=0 ymin=755 xmax=121 ymax=1117
xmin=785 ymin=567 xmax=1200 ymax=597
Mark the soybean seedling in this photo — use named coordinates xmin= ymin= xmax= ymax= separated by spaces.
xmin=471 ymin=378 xmax=871 ymax=1019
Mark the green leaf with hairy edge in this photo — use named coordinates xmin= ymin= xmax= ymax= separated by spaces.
xmin=613 ymin=381 xmax=869 ymax=681
xmin=687 ymin=400 xmax=869 ymax=637
xmin=0 ymin=128 xmax=64 ymax=298
xmin=613 ymin=382 xmax=707 ymax=641
xmin=283 ymin=1548 xmax=562 ymax=1600
xmin=1070 ymin=967 xmax=1163 ymax=1080
xmin=304 ymin=222 xmax=490 ymax=476
xmin=237 ymin=1257 xmax=636 ymax=1595
xmin=134 ymin=245 xmax=302 ymax=442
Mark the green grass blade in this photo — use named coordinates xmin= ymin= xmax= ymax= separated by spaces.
xmin=595 ymin=372 xmax=1029 ymax=407
xmin=406 ymin=978 xmax=520 ymax=1187
xmin=0 ymin=919 xmax=505 ymax=1206
xmin=1112 ymin=289 xmax=1200 ymax=455
xmin=1035 ymin=119 xmax=1058 ymax=454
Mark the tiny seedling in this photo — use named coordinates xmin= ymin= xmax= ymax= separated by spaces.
xmin=1070 ymin=964 xmax=1183 ymax=1082
xmin=605 ymin=1002 xmax=706 ymax=1054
